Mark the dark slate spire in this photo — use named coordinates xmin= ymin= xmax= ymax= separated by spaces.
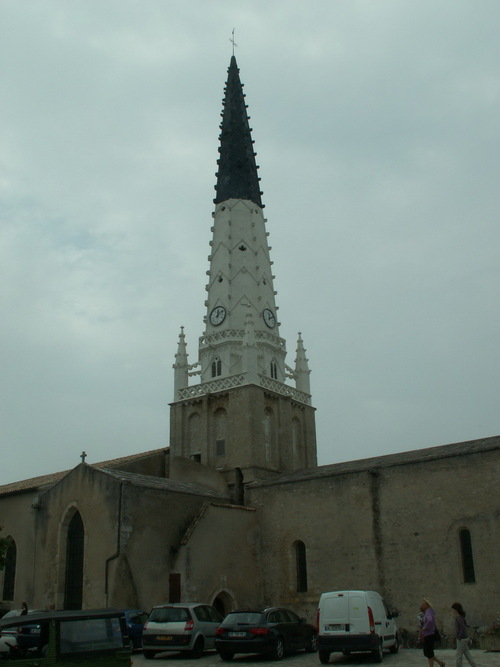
xmin=214 ymin=56 xmax=263 ymax=207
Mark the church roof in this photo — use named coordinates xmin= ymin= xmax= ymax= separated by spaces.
xmin=99 ymin=468 xmax=228 ymax=499
xmin=214 ymin=56 xmax=263 ymax=207
xmin=248 ymin=435 xmax=500 ymax=488
xmin=0 ymin=447 xmax=168 ymax=497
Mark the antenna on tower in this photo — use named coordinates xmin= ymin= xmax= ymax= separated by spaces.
xmin=230 ymin=28 xmax=238 ymax=55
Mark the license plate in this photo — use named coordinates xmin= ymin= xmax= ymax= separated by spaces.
xmin=327 ymin=624 xmax=343 ymax=631
xmin=228 ymin=632 xmax=246 ymax=637
xmin=157 ymin=636 xmax=173 ymax=641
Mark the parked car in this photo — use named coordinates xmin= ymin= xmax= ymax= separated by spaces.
xmin=0 ymin=609 xmax=43 ymax=655
xmin=316 ymin=590 xmax=399 ymax=663
xmin=122 ymin=610 xmax=149 ymax=649
xmin=142 ymin=602 xmax=223 ymax=659
xmin=0 ymin=608 xmax=131 ymax=667
xmin=214 ymin=607 xmax=318 ymax=661
xmin=16 ymin=621 xmax=44 ymax=652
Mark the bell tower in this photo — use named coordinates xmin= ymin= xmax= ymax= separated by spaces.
xmin=170 ymin=56 xmax=317 ymax=483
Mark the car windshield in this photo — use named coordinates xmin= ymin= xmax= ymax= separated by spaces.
xmin=222 ymin=612 xmax=264 ymax=626
xmin=148 ymin=608 xmax=190 ymax=623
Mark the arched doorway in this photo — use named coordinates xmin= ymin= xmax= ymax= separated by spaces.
xmin=63 ymin=511 xmax=84 ymax=609
xmin=212 ymin=590 xmax=236 ymax=617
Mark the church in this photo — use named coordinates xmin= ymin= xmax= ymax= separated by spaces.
xmin=1 ymin=56 xmax=498 ymax=636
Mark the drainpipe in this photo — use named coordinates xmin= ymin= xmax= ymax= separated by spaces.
xmin=105 ymin=482 xmax=124 ymax=607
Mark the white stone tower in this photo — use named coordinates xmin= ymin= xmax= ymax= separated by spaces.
xmin=170 ymin=57 xmax=317 ymax=485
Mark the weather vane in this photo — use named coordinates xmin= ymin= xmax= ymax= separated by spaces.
xmin=230 ymin=28 xmax=238 ymax=55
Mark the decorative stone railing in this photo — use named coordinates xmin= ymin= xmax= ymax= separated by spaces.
xmin=259 ymin=376 xmax=311 ymax=405
xmin=177 ymin=373 xmax=311 ymax=405
xmin=198 ymin=329 xmax=286 ymax=350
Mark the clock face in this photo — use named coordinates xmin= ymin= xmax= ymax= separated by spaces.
xmin=263 ymin=308 xmax=276 ymax=328
xmin=209 ymin=306 xmax=226 ymax=326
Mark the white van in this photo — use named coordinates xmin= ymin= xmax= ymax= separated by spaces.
xmin=316 ymin=590 xmax=399 ymax=663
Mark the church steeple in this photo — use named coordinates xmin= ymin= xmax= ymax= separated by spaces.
xmin=214 ymin=56 xmax=263 ymax=207
xmin=169 ymin=57 xmax=317 ymax=480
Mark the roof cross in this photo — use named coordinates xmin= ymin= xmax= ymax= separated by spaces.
xmin=230 ymin=28 xmax=238 ymax=55
xmin=80 ymin=451 xmax=87 ymax=463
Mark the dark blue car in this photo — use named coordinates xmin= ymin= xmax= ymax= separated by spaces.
xmin=122 ymin=610 xmax=149 ymax=650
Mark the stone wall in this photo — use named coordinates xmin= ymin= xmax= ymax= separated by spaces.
xmin=247 ymin=440 xmax=500 ymax=633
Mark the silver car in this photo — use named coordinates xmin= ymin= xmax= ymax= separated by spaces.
xmin=142 ymin=603 xmax=223 ymax=659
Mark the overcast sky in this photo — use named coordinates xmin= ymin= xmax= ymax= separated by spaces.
xmin=1 ymin=0 xmax=499 ymax=486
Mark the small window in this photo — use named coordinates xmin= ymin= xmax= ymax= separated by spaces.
xmin=459 ymin=529 xmax=476 ymax=583
xmin=211 ymin=356 xmax=222 ymax=378
xmin=295 ymin=540 xmax=308 ymax=592
xmin=216 ymin=439 xmax=225 ymax=456
xmin=190 ymin=453 xmax=201 ymax=463
xmin=270 ymin=360 xmax=278 ymax=380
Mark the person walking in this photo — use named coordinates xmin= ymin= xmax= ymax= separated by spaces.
xmin=420 ymin=597 xmax=445 ymax=667
xmin=451 ymin=602 xmax=477 ymax=667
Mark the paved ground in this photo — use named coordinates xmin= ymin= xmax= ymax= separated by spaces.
xmin=132 ymin=647 xmax=499 ymax=667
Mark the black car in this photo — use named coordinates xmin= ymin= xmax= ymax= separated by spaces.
xmin=214 ymin=607 xmax=317 ymax=661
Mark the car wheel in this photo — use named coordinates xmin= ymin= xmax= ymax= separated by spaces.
xmin=219 ymin=650 xmax=234 ymax=661
xmin=270 ymin=636 xmax=285 ymax=661
xmin=191 ymin=637 xmax=204 ymax=659
xmin=305 ymin=633 xmax=318 ymax=652
xmin=389 ymin=633 xmax=400 ymax=654
xmin=143 ymin=650 xmax=156 ymax=659
xmin=319 ymin=649 xmax=330 ymax=664
xmin=372 ymin=638 xmax=384 ymax=662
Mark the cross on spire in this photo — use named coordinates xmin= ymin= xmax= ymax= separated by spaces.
xmin=230 ymin=28 xmax=238 ymax=55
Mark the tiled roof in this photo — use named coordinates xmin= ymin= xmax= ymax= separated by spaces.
xmin=0 ymin=448 xmax=168 ymax=497
xmin=248 ymin=435 xmax=500 ymax=488
xmin=98 ymin=468 xmax=228 ymax=499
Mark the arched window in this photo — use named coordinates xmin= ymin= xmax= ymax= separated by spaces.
xmin=294 ymin=540 xmax=308 ymax=592
xmin=214 ymin=408 xmax=227 ymax=456
xmin=188 ymin=412 xmax=201 ymax=458
xmin=292 ymin=417 xmax=302 ymax=465
xmin=211 ymin=356 xmax=222 ymax=378
xmin=459 ymin=529 xmax=476 ymax=583
xmin=264 ymin=408 xmax=274 ymax=463
xmin=64 ymin=511 xmax=84 ymax=610
xmin=270 ymin=359 xmax=278 ymax=380
xmin=2 ymin=539 xmax=16 ymax=601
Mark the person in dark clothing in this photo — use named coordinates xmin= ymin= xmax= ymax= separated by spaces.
xmin=451 ymin=603 xmax=477 ymax=667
